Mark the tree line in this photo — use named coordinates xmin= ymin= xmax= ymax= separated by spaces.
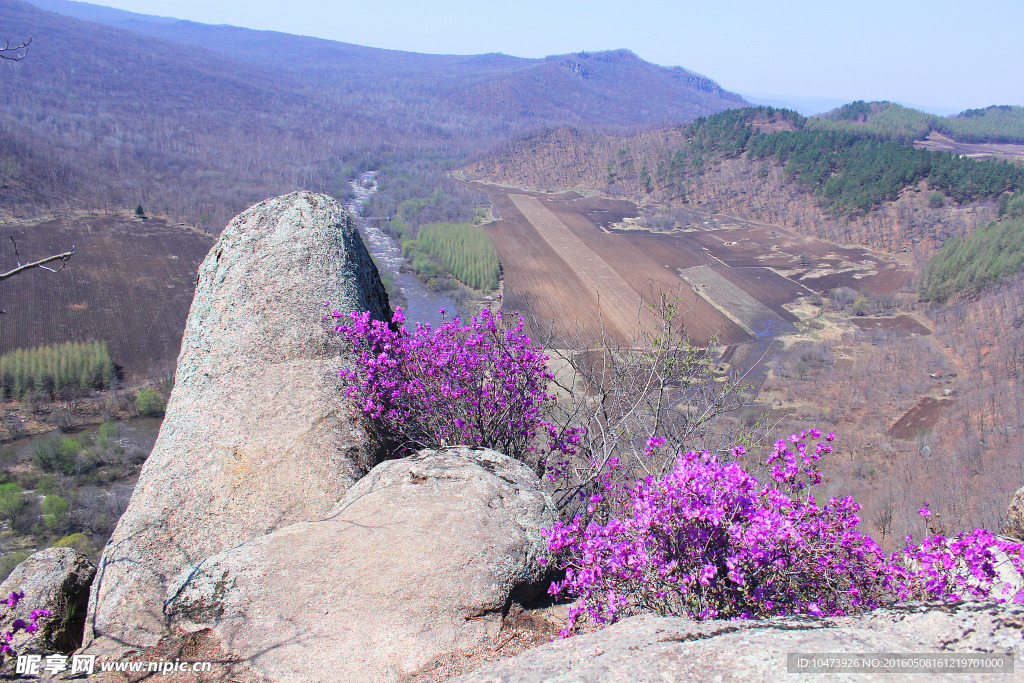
xmin=809 ymin=102 xmax=1024 ymax=145
xmin=0 ymin=341 xmax=115 ymax=400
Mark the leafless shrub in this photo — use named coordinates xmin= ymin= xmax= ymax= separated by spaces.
xmin=532 ymin=290 xmax=770 ymax=518
xmin=47 ymin=408 xmax=75 ymax=432
xmin=872 ymin=489 xmax=895 ymax=543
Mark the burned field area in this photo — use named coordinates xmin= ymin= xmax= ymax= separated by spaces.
xmin=474 ymin=184 xmax=913 ymax=359
xmin=0 ymin=214 xmax=213 ymax=381
xmin=851 ymin=315 xmax=932 ymax=336
xmin=888 ymin=396 xmax=954 ymax=439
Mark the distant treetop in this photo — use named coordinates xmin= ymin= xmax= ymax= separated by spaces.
xmin=808 ymin=101 xmax=1024 ymax=145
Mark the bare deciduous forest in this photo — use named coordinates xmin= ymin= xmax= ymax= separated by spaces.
xmin=0 ymin=0 xmax=747 ymax=229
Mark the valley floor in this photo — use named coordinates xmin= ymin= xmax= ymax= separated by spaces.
xmin=468 ymin=180 xmax=1023 ymax=545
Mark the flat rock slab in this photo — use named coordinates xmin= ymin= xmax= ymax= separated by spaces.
xmin=87 ymin=191 xmax=391 ymax=648
xmin=164 ymin=447 xmax=556 ymax=682
xmin=454 ymin=602 xmax=1024 ymax=682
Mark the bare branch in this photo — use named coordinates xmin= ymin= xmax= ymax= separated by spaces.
xmin=0 ymin=37 xmax=31 ymax=61
xmin=0 ymin=237 xmax=75 ymax=281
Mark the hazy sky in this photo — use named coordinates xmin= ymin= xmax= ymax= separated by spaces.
xmin=82 ymin=0 xmax=1021 ymax=113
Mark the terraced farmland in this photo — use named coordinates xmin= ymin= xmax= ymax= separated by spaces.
xmin=506 ymin=194 xmax=665 ymax=343
xmin=0 ymin=213 xmax=213 ymax=381
xmin=471 ymin=183 xmax=912 ymax=354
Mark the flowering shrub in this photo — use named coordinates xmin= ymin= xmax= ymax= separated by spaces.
xmin=325 ymin=302 xmax=1024 ymax=635
xmin=0 ymin=591 xmax=50 ymax=663
xmin=542 ymin=430 xmax=1024 ymax=636
xmin=327 ymin=303 xmax=580 ymax=464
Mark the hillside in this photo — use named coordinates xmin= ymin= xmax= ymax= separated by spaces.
xmin=811 ymin=101 xmax=1024 ymax=145
xmin=462 ymin=104 xmax=1024 ymax=547
xmin=1 ymin=0 xmax=360 ymax=228
xmin=0 ymin=0 xmax=746 ymax=229
xmin=463 ymin=107 xmax=1024 ymax=253
xmin=0 ymin=0 xmax=751 ymax=381
xmin=0 ymin=211 xmax=212 ymax=380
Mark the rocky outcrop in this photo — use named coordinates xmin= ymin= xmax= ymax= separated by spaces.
xmin=86 ymin=192 xmax=391 ymax=649
xmin=0 ymin=548 xmax=95 ymax=657
xmin=1007 ymin=486 xmax=1024 ymax=541
xmin=164 ymin=446 xmax=556 ymax=682
xmin=454 ymin=602 xmax=1024 ymax=682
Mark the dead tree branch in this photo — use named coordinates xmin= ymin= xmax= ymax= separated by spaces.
xmin=0 ymin=237 xmax=75 ymax=281
xmin=0 ymin=37 xmax=31 ymax=61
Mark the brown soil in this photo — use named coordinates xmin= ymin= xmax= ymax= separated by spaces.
xmin=850 ymin=315 xmax=932 ymax=336
xmin=487 ymin=195 xmax=611 ymax=344
xmin=0 ymin=211 xmax=213 ymax=381
xmin=507 ymin=193 xmax=666 ymax=343
xmin=888 ymin=396 xmax=954 ymax=439
xmin=472 ymin=183 xmax=914 ymax=355
xmin=914 ymin=132 xmax=1024 ymax=164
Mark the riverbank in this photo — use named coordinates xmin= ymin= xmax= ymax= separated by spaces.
xmin=0 ymin=415 xmax=163 ymax=580
xmin=0 ymin=385 xmax=166 ymax=443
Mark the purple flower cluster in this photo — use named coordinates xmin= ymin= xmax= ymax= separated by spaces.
xmin=0 ymin=591 xmax=50 ymax=662
xmin=324 ymin=303 xmax=1023 ymax=635
xmin=542 ymin=430 xmax=1024 ymax=636
xmin=327 ymin=303 xmax=581 ymax=463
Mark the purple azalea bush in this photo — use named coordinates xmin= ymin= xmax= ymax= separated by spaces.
xmin=326 ymin=303 xmax=580 ymax=464
xmin=326 ymin=302 xmax=1024 ymax=638
xmin=0 ymin=591 xmax=50 ymax=663
xmin=542 ymin=431 xmax=1024 ymax=636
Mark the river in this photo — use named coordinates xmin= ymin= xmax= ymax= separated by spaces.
xmin=347 ymin=172 xmax=458 ymax=329
xmin=6 ymin=417 xmax=164 ymax=466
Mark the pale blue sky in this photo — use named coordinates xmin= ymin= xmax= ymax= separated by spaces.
xmin=83 ymin=0 xmax=1022 ymax=113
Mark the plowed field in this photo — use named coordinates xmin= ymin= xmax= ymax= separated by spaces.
xmin=0 ymin=213 xmax=213 ymax=380
xmin=889 ymin=397 xmax=954 ymax=439
xmin=471 ymin=184 xmax=912 ymax=362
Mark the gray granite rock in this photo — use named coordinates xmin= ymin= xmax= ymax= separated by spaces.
xmin=454 ymin=602 xmax=1024 ymax=682
xmin=164 ymin=446 xmax=556 ymax=682
xmin=0 ymin=548 xmax=95 ymax=658
xmin=86 ymin=191 xmax=391 ymax=649
xmin=1007 ymin=486 xmax=1024 ymax=541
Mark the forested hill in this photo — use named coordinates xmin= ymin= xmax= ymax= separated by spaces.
xmin=809 ymin=101 xmax=1024 ymax=145
xmin=468 ymin=107 xmax=1024 ymax=211
xmin=0 ymin=0 xmax=746 ymax=227
xmin=29 ymin=0 xmax=746 ymax=125
xmin=463 ymin=107 xmax=1024 ymax=252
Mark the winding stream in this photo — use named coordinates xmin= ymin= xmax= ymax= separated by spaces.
xmin=347 ymin=172 xmax=457 ymax=329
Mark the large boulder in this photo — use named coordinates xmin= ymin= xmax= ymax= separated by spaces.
xmin=454 ymin=602 xmax=1024 ymax=682
xmin=0 ymin=548 xmax=95 ymax=658
xmin=164 ymin=446 xmax=556 ymax=682
xmin=1007 ymin=485 xmax=1024 ymax=541
xmin=86 ymin=192 xmax=391 ymax=649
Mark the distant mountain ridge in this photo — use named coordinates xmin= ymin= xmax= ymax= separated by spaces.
xmin=0 ymin=0 xmax=748 ymax=225
xmin=23 ymin=0 xmax=746 ymax=128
